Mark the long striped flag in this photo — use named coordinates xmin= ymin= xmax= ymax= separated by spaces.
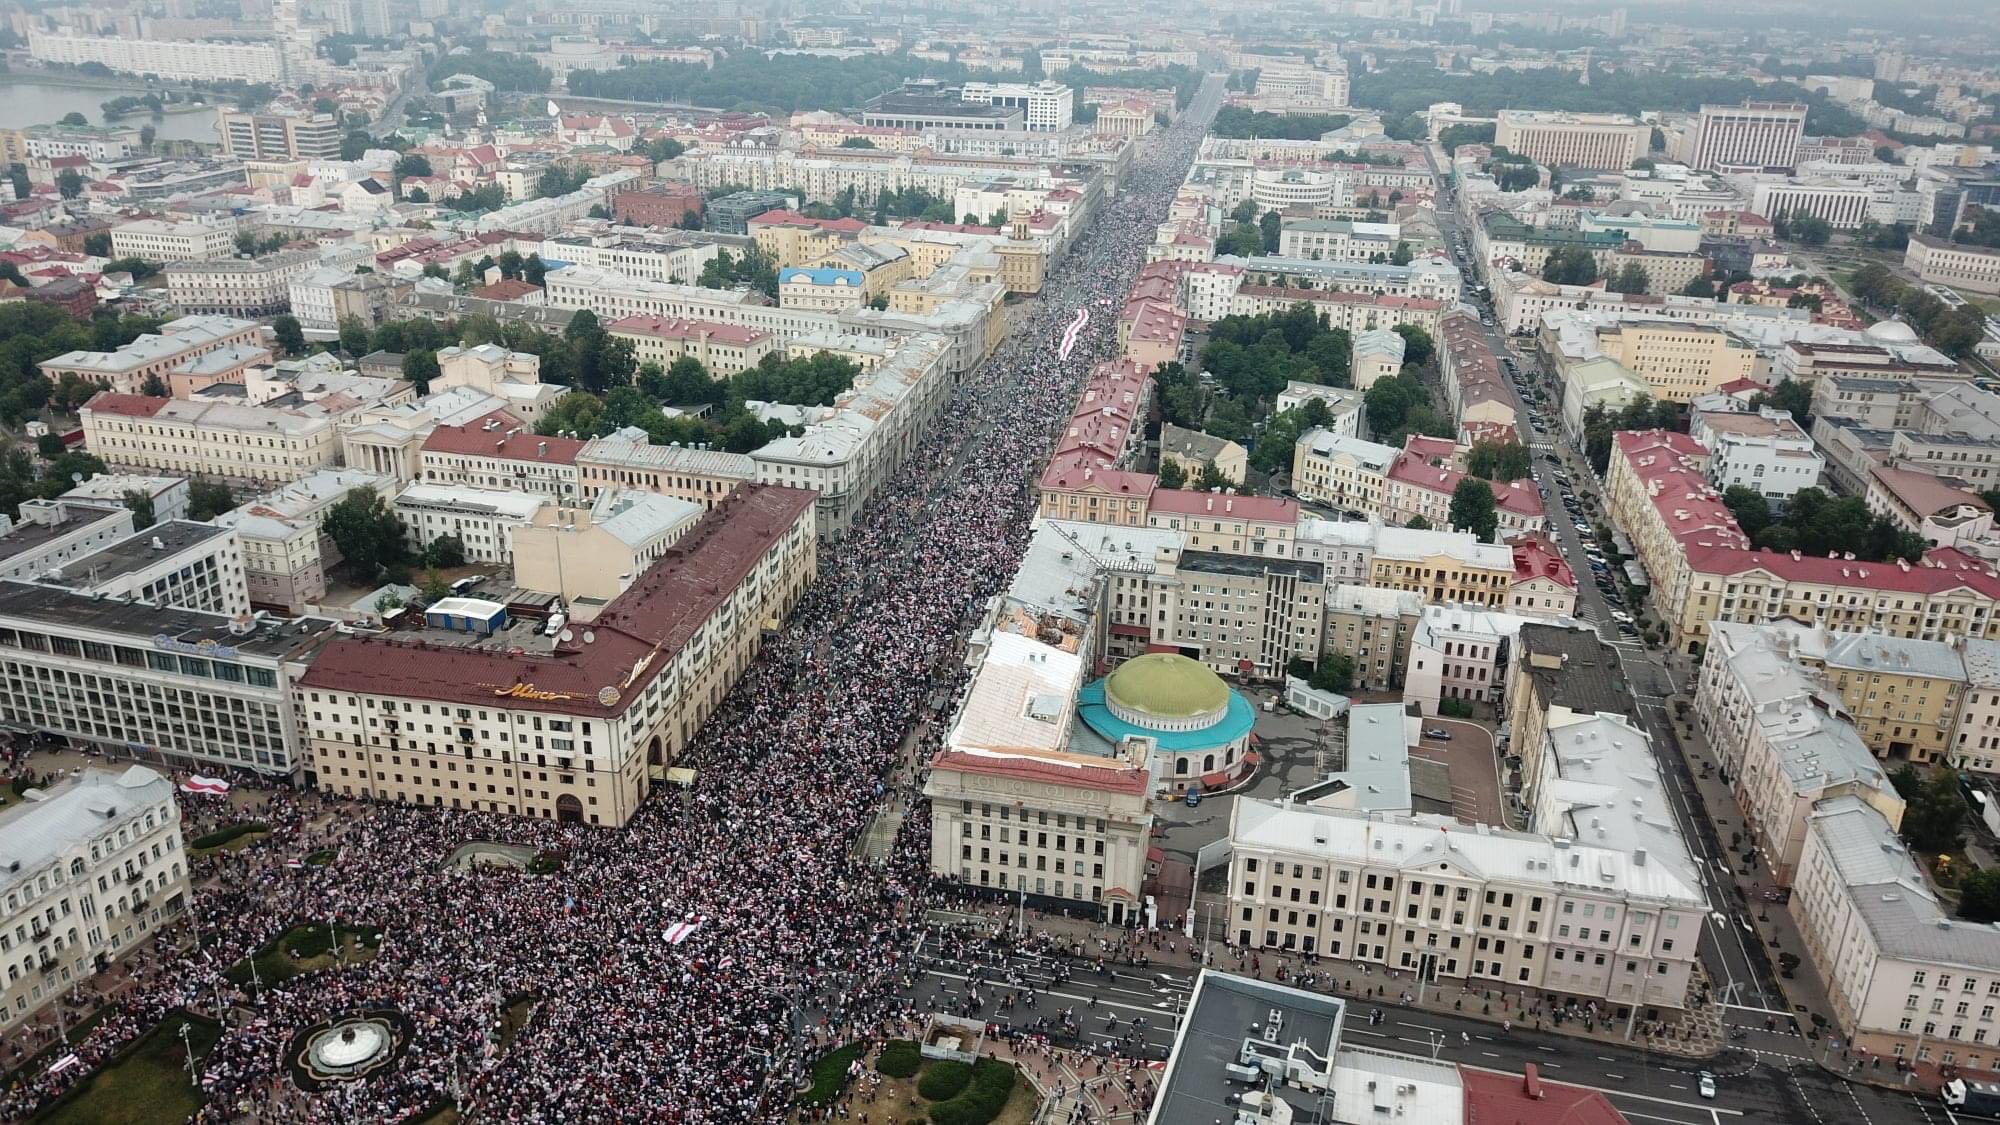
xmin=665 ymin=918 xmax=703 ymax=945
xmin=180 ymin=776 xmax=230 ymax=795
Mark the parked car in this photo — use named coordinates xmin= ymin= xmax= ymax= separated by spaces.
xmin=1424 ymin=728 xmax=1452 ymax=740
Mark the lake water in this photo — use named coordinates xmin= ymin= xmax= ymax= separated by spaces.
xmin=0 ymin=80 xmax=221 ymax=145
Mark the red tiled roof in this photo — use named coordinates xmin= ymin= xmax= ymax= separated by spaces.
xmin=1040 ymin=451 xmax=1157 ymax=497
xmin=1147 ymin=489 xmax=1296 ymax=523
xmin=1684 ymin=543 xmax=2000 ymax=596
xmin=471 ymin=279 xmax=543 ymax=301
xmin=422 ymin=419 xmax=586 ymax=465
xmin=299 ymin=485 xmax=816 ymax=717
xmin=1462 ymin=1064 xmax=1627 ymax=1125
xmin=1236 ymin=284 xmax=1441 ymax=310
xmin=81 ymin=392 xmax=168 ymax=417
xmin=748 ymin=210 xmax=866 ymax=233
xmin=1387 ymin=451 xmax=1544 ymax=518
xmin=609 ymin=314 xmax=768 ymax=346
xmin=931 ymin=749 xmax=1151 ymax=796
xmin=1511 ymin=533 xmax=1576 ymax=589
xmin=897 ymin=220 xmax=1000 ymax=234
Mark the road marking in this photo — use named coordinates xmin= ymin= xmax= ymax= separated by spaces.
xmin=1606 ymin=1072 xmax=1626 ymax=1079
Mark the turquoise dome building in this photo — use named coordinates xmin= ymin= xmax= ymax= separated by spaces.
xmin=1077 ymin=653 xmax=1256 ymax=795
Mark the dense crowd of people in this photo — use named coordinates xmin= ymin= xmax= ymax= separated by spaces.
xmin=0 ymin=80 xmax=1222 ymax=1123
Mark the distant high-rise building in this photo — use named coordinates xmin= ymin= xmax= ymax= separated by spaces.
xmin=217 ymin=109 xmax=342 ymax=160
xmin=1493 ymin=109 xmax=1648 ymax=169
xmin=1875 ymin=51 xmax=1906 ymax=83
xmin=358 ymin=0 xmax=389 ymax=37
xmin=1690 ymin=102 xmax=1808 ymax=173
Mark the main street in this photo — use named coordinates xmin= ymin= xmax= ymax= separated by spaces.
xmin=1422 ymin=144 xmax=1784 ymax=1028
xmin=897 ymin=939 xmax=1952 ymax=1125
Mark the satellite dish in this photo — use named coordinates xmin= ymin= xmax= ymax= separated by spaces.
xmin=581 ymin=630 xmax=595 ymax=644
xmin=559 ymin=629 xmax=574 ymax=642
xmin=70 ymin=473 xmax=83 ymax=484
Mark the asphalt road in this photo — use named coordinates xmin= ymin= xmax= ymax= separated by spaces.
xmin=898 ymin=942 xmax=1953 ymax=1124
xmin=1422 ymin=150 xmax=1785 ymax=1026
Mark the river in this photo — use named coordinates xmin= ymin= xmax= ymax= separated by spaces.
xmin=0 ymin=79 xmax=220 ymax=145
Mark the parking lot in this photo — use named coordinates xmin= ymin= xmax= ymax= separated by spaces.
xmin=1409 ymin=716 xmax=1506 ymax=828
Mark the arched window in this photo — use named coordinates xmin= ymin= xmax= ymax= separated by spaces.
xmin=1176 ymin=759 xmax=1189 ymax=775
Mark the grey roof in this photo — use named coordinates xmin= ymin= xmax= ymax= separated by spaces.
xmin=1153 ymin=970 xmax=1346 ymax=1125
xmin=1820 ymin=633 xmax=1967 ymax=684
xmin=1513 ymin=623 xmax=1634 ymax=721
xmin=0 ymin=579 xmax=334 ymax=658
xmin=1179 ymin=550 xmax=1324 ymax=584
xmin=0 ymin=502 xmax=128 ymax=567
xmin=52 ymin=521 xmax=232 ymax=585
xmin=1538 ymin=712 xmax=1701 ymax=890
xmin=1811 ymin=795 xmax=2000 ymax=970
xmin=0 ymin=766 xmax=176 ymax=895
xmin=1322 ymin=702 xmax=1411 ymax=813
xmin=1159 ymin=422 xmax=1235 ymax=463
xmin=1964 ymin=638 xmax=2000 ymax=688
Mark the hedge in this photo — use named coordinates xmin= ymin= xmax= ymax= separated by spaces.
xmin=876 ymin=1039 xmax=921 ymax=1078
xmin=797 ymin=1042 xmax=864 ymax=1108
xmin=190 ymin=822 xmax=269 ymax=850
xmin=927 ymin=1058 xmax=1016 ymax=1125
xmin=917 ymin=1059 xmax=972 ymax=1101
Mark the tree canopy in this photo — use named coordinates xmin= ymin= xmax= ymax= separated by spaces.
xmin=428 ymin=50 xmax=552 ymax=94
xmin=1730 ymin=486 xmax=1928 ymax=563
xmin=1210 ymin=106 xmax=1353 ymax=139
xmin=1449 ymin=478 xmax=1499 ymax=541
xmin=1364 ymin=372 xmax=1451 ymax=448
xmin=321 ymin=488 xmax=408 ymax=584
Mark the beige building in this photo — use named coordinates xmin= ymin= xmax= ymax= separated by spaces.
xmin=81 ymin=393 xmax=341 ymax=488
xmin=1696 ymin=622 xmax=1905 ymax=885
xmin=1159 ymin=423 xmax=1246 ymax=485
xmin=1953 ymin=638 xmax=2000 ymax=774
xmin=166 ymin=250 xmax=321 ymax=317
xmin=429 ymin=345 xmax=569 ymax=426
xmin=511 ymin=489 xmax=705 ymax=603
xmin=1803 ymin=632 xmax=1967 ymax=766
xmin=1592 ymin=322 xmax=1757 ymax=403
xmin=1227 ymin=798 xmax=1704 ymax=1008
xmin=109 ymin=218 xmax=237 ymax=263
xmin=298 ymin=486 xmax=819 ymax=826
xmin=39 ymin=316 xmax=264 ymax=395
xmin=1322 ymin=584 xmax=1421 ymax=690
xmin=1292 ymin=430 xmax=1395 ymax=515
xmin=1367 ymin=526 xmax=1515 ymax=609
xmin=1793 ymin=795 xmax=2000 ymax=1076
xmin=1493 ymin=110 xmax=1649 ymax=169
xmin=1905 ymin=233 xmax=2000 ymax=296
xmin=216 ymin=469 xmax=394 ymax=613
xmin=575 ymin=439 xmax=757 ymax=509
xmin=608 ymin=315 xmax=776 ymax=377
xmin=0 ymin=766 xmax=190 ymax=1032
xmin=1351 ymin=329 xmax=1406 ymax=391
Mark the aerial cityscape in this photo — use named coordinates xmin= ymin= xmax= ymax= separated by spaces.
xmin=1 ymin=0 xmax=2000 ymax=1122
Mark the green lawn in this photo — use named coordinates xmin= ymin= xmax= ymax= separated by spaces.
xmin=223 ymin=923 xmax=381 ymax=997
xmin=33 ymin=1012 xmax=220 ymax=1125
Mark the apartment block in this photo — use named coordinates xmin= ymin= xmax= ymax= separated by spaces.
xmin=1493 ymin=110 xmax=1648 ymax=170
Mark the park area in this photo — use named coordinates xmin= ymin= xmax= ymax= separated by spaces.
xmin=30 ymin=1012 xmax=219 ymax=1125
xmin=224 ymin=922 xmax=382 ymax=998
xmin=793 ymin=1039 xmax=1034 ymax=1125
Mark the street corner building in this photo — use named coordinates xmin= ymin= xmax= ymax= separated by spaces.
xmin=295 ymin=485 xmax=818 ymax=826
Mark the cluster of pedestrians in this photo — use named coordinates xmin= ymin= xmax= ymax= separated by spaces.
xmin=0 ymin=81 xmax=1224 ymax=1124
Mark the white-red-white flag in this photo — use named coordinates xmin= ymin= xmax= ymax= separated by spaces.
xmin=665 ymin=918 xmax=703 ymax=945
xmin=179 ymin=776 xmax=229 ymax=795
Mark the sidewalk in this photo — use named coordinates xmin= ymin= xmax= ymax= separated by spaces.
xmin=951 ymin=900 xmax=1725 ymax=1060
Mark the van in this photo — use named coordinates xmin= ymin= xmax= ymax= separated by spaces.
xmin=1184 ymin=785 xmax=1203 ymax=808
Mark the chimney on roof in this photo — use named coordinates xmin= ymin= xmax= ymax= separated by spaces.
xmin=1523 ymin=1063 xmax=1543 ymax=1099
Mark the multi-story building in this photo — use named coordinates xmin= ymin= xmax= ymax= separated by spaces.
xmin=958 ymin=81 xmax=1074 ymax=131
xmin=1955 ymin=639 xmax=2000 ymax=773
xmin=1353 ymin=329 xmax=1406 ymax=391
xmin=216 ymin=469 xmax=392 ymax=614
xmin=1292 ymin=431 xmax=1395 ymax=515
xmin=418 ymin=419 xmax=584 ymax=502
xmin=1276 ymin=219 xmax=1400 ymax=262
xmin=511 ymin=489 xmax=703 ymax=603
xmin=1146 ymin=549 xmax=1325 ymax=682
xmin=0 ymin=501 xmax=134 ymax=582
xmin=611 ymin=184 xmax=705 ymax=229
xmin=1383 ymin=442 xmax=1545 ymax=536
xmin=1368 ymin=526 xmax=1516 ymax=608
xmin=109 ymin=218 xmax=237 ymax=264
xmin=1803 ymin=632 xmax=1967 ymax=766
xmin=862 ymin=83 xmax=1026 ymax=134
xmin=37 ymin=520 xmax=249 ymax=618
xmin=607 ymin=315 xmax=775 ymax=377
xmin=0 ymin=765 xmax=190 ymax=1031
xmin=1746 ymin=179 xmax=1887 ymax=230
xmin=1689 ymin=407 xmax=1824 ymax=502
xmin=1509 ymin=535 xmax=1578 ymax=618
xmin=217 ymin=109 xmax=341 ymax=160
xmin=1792 ymin=795 xmax=2000 ymax=1075
xmin=1504 ymin=623 xmax=1634 ymax=797
xmin=1404 ymin=604 xmax=1542 ymax=713
xmin=39 ymin=316 xmax=264 ymax=395
xmin=1493 ymin=110 xmax=1649 ymax=170
xmin=28 ymin=31 xmax=282 ymax=83
xmin=393 ymin=483 xmax=547 ymax=566
xmin=575 ymin=439 xmax=756 ymax=509
xmin=81 ymin=393 xmax=342 ymax=489
xmin=1321 ymin=584 xmax=1421 ymax=690
xmin=428 ymin=345 xmax=570 ymax=426
xmin=165 ymin=249 xmax=320 ymax=317
xmin=1591 ymin=321 xmax=1757 ymax=403
xmin=1905 ymin=234 xmax=2000 ymax=296
xmin=539 ymin=234 xmax=719 ymax=287
xmin=1225 ymin=797 xmax=1704 ymax=1008
xmin=1696 ymin=621 xmax=1904 ymax=884
xmin=298 ymin=485 xmax=819 ymax=825
xmin=0 ymin=582 xmax=330 ymax=778
xmin=1689 ymin=103 xmax=1808 ymax=173
xmin=1865 ymin=465 xmax=1994 ymax=551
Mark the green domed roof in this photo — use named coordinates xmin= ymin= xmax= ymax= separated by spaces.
xmin=1105 ymin=653 xmax=1230 ymax=718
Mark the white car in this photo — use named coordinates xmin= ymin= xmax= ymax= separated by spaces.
xmin=1697 ymin=1071 xmax=1716 ymax=1099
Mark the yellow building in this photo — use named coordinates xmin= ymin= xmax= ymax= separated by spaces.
xmin=299 ymin=486 xmax=818 ymax=826
xmin=1796 ymin=634 xmax=1967 ymax=765
xmin=747 ymin=210 xmax=861 ymax=267
xmin=1592 ymin=322 xmax=1757 ymax=403
xmin=1366 ymin=526 xmax=1515 ymax=608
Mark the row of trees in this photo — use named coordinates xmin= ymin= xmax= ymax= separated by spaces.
xmin=428 ymin=50 xmax=552 ymax=94
xmin=0 ymin=303 xmax=166 ymax=427
xmin=1541 ymin=246 xmax=1600 ymax=286
xmin=1723 ymin=486 xmax=1929 ymax=563
xmin=696 ymin=246 xmax=781 ymax=300
xmin=1577 ymin=397 xmax=1686 ymax=473
xmin=1209 ymin=107 xmax=1353 ymax=140
xmin=1849 ymin=262 xmax=1989 ymax=358
xmin=567 ymin=52 xmax=1029 ymax=115
xmin=532 ymin=350 xmax=860 ymax=452
xmin=320 ymin=488 xmax=466 ymax=587
xmin=1770 ymin=210 xmax=1833 ymax=246
xmin=1363 ymin=371 xmax=1452 ymax=448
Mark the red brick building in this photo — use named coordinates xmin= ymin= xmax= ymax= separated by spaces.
xmin=613 ymin=183 xmax=705 ymax=228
